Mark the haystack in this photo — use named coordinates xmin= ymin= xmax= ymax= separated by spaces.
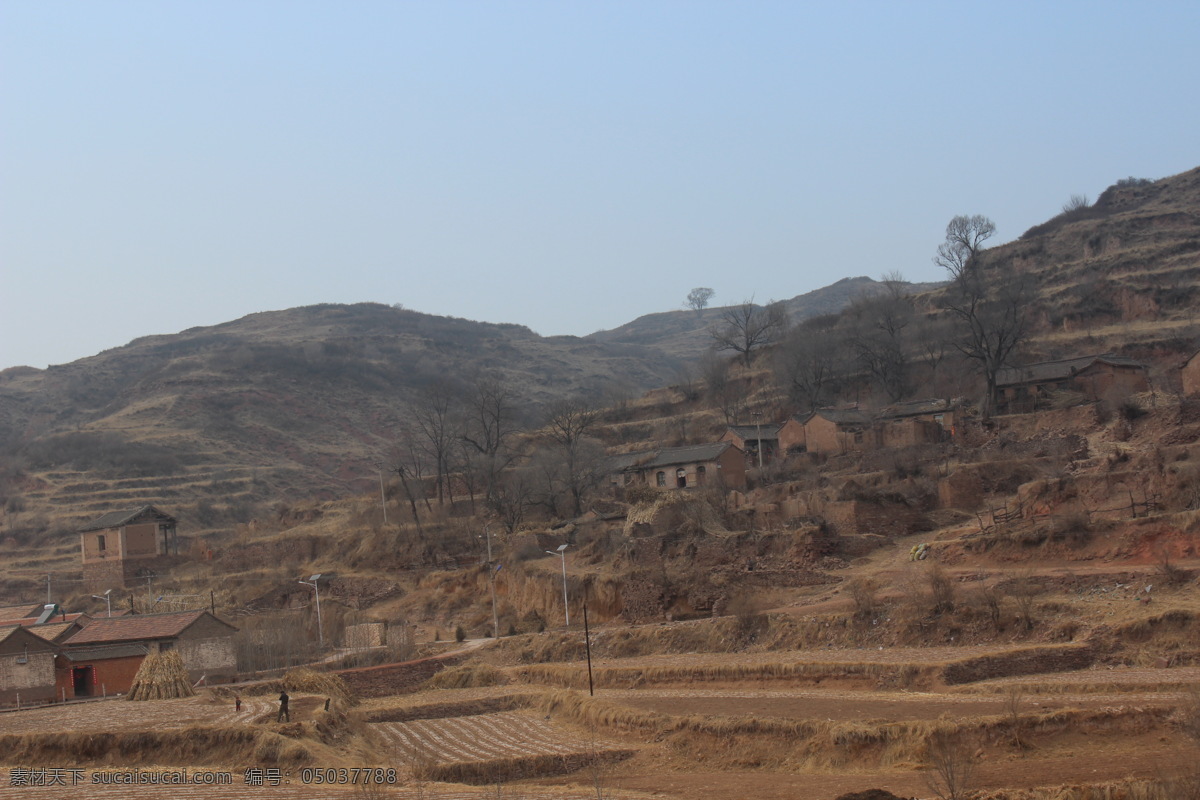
xmin=127 ymin=650 xmax=195 ymax=700
xmin=281 ymin=668 xmax=353 ymax=705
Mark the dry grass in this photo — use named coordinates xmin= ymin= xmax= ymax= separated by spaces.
xmin=422 ymin=663 xmax=510 ymax=690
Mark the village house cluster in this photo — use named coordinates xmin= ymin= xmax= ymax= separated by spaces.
xmin=0 ymin=506 xmax=236 ymax=707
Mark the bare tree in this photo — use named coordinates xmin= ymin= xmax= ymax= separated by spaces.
xmin=542 ymin=397 xmax=604 ymax=516
xmin=710 ymin=299 xmax=787 ymax=367
xmin=701 ymin=350 xmax=744 ymax=423
xmin=409 ymin=379 xmax=461 ymax=506
xmin=386 ymin=426 xmax=430 ymax=529
xmin=846 ymin=279 xmax=914 ymax=402
xmin=460 ymin=373 xmax=520 ymax=507
xmin=774 ymin=326 xmax=846 ymax=412
xmin=934 ymin=214 xmax=996 ymax=280
xmin=685 ymin=287 xmax=715 ymax=313
xmin=935 ymin=214 xmax=1030 ymax=419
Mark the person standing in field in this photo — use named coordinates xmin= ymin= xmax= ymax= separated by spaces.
xmin=277 ymin=690 xmax=290 ymax=722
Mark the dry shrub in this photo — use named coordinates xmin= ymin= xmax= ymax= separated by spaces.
xmin=928 ymin=565 xmax=956 ymax=615
xmin=848 ymin=578 xmax=880 ymax=620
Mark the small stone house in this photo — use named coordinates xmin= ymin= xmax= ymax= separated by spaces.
xmin=720 ymin=424 xmax=782 ymax=466
xmin=58 ymin=609 xmax=238 ymax=697
xmin=802 ymin=409 xmax=876 ymax=456
xmin=776 ymin=416 xmax=808 ymax=454
xmin=878 ymin=399 xmax=959 ymax=446
xmin=0 ymin=625 xmax=58 ymax=706
xmin=78 ymin=505 xmax=180 ymax=593
xmin=995 ymin=354 xmax=1148 ymax=414
xmin=1182 ymin=349 xmax=1200 ymax=396
xmin=611 ymin=442 xmax=746 ymax=491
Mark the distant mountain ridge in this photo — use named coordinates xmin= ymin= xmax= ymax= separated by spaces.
xmin=2 ymin=165 xmax=1198 ymax=537
xmin=586 ymin=276 xmax=944 ymax=359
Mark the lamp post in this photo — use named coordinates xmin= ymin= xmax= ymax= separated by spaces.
xmin=544 ymin=543 xmax=570 ymax=626
xmin=484 ymin=523 xmax=499 ymax=639
xmin=298 ymin=574 xmax=325 ymax=647
xmin=377 ymin=462 xmax=389 ymax=525
xmin=91 ymin=589 xmax=112 ymax=617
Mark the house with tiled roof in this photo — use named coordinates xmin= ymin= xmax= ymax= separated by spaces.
xmin=57 ymin=609 xmax=237 ymax=698
xmin=77 ymin=505 xmax=180 ymax=593
xmin=610 ymin=442 xmax=746 ymax=491
xmin=0 ymin=625 xmax=58 ymax=706
xmin=720 ymin=424 xmax=782 ymax=467
xmin=995 ymin=354 xmax=1148 ymax=413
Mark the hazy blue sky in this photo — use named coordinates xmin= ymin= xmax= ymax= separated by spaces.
xmin=2 ymin=1 xmax=1197 ymax=369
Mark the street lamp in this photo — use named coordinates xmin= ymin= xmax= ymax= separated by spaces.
xmin=298 ymin=574 xmax=325 ymax=647
xmin=483 ymin=523 xmax=499 ymax=639
xmin=544 ymin=543 xmax=570 ymax=626
xmin=91 ymin=589 xmax=112 ymax=617
xmin=751 ymin=410 xmax=764 ymax=469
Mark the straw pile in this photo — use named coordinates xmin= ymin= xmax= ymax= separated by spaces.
xmin=126 ymin=650 xmax=195 ymax=700
xmin=282 ymin=668 xmax=353 ymax=705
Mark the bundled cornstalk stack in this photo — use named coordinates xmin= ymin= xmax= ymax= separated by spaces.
xmin=127 ymin=650 xmax=196 ymax=700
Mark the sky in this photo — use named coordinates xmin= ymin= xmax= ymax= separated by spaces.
xmin=2 ymin=1 xmax=1198 ymax=370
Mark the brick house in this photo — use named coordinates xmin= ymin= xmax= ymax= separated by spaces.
xmin=878 ymin=399 xmax=959 ymax=446
xmin=611 ymin=442 xmax=746 ymax=491
xmin=58 ymin=610 xmax=238 ymax=697
xmin=777 ymin=416 xmax=808 ymax=454
xmin=720 ymin=424 xmax=782 ymax=466
xmin=0 ymin=625 xmax=58 ymax=706
xmin=995 ymin=354 xmax=1148 ymax=414
xmin=801 ymin=409 xmax=876 ymax=456
xmin=78 ymin=505 xmax=181 ymax=593
xmin=1182 ymin=349 xmax=1200 ymax=396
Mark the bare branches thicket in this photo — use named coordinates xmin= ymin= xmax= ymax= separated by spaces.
xmin=846 ymin=278 xmax=914 ymax=403
xmin=710 ymin=299 xmax=788 ymax=367
xmin=935 ymin=214 xmax=1031 ymax=419
xmin=701 ymin=351 xmax=744 ymax=423
xmin=925 ymin=729 xmax=976 ymax=800
xmin=774 ymin=325 xmax=846 ymax=412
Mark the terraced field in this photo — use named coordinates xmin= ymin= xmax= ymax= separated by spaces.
xmin=0 ymin=695 xmax=272 ymax=735
xmin=0 ymin=770 xmax=653 ymax=800
xmin=373 ymin=711 xmax=615 ymax=765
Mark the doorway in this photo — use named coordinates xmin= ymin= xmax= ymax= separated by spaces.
xmin=72 ymin=666 xmax=94 ymax=697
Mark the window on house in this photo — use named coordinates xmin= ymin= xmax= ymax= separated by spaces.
xmin=97 ymin=535 xmax=106 ymax=552
xmin=676 ymin=468 xmax=687 ymax=488
xmin=656 ymin=471 xmax=666 ymax=487
xmin=696 ymin=465 xmax=706 ymax=485
xmin=853 ymin=431 xmax=864 ymax=444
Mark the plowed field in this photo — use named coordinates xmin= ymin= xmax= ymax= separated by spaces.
xmin=373 ymin=711 xmax=620 ymax=765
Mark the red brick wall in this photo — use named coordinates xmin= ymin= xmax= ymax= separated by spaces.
xmin=55 ymin=654 xmax=146 ymax=699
